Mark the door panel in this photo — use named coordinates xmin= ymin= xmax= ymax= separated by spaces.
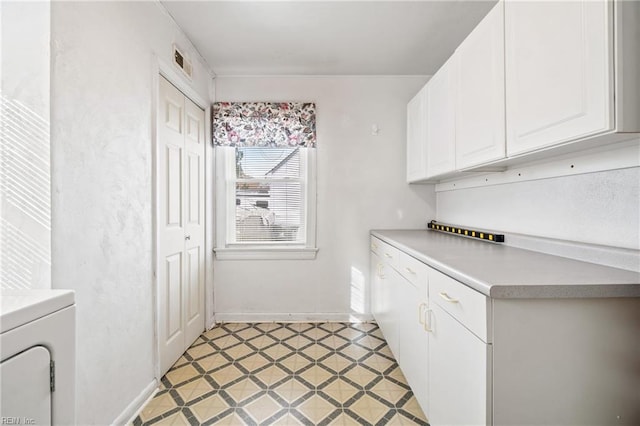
xmin=186 ymin=246 xmax=201 ymax=323
xmin=165 ymin=252 xmax=183 ymax=340
xmin=165 ymin=99 xmax=183 ymax=133
xmin=166 ymin=145 xmax=183 ymax=227
xmin=187 ymin=153 xmax=200 ymax=225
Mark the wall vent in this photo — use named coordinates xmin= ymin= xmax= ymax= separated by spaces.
xmin=173 ymin=44 xmax=192 ymax=79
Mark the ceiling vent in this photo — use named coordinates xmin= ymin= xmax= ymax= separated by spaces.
xmin=173 ymin=44 xmax=192 ymax=79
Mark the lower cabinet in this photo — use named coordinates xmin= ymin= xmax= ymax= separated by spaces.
xmin=371 ymin=234 xmax=640 ymax=426
xmin=372 ymin=236 xmax=488 ymax=424
xmin=371 ymin=237 xmax=429 ymax=414
xmin=428 ymin=303 xmax=491 ymax=426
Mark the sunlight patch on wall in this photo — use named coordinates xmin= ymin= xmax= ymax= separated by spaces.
xmin=0 ymin=95 xmax=51 ymax=289
xmin=350 ymin=266 xmax=366 ymax=319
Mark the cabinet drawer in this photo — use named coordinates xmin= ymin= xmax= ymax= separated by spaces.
xmin=429 ymin=268 xmax=490 ymax=342
xmin=370 ymin=236 xmax=382 ymax=255
xmin=399 ymin=252 xmax=428 ymax=294
xmin=375 ymin=238 xmax=400 ymax=270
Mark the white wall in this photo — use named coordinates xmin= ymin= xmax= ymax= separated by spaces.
xmin=213 ymin=76 xmax=435 ymax=320
xmin=0 ymin=1 xmax=51 ymax=290
xmin=437 ymin=166 xmax=640 ymax=250
xmin=50 ymin=2 xmax=212 ymax=424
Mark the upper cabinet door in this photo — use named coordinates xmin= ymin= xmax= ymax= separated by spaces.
xmin=505 ymin=0 xmax=614 ymax=156
xmin=456 ymin=2 xmax=505 ymax=169
xmin=406 ymin=86 xmax=428 ymax=183
xmin=426 ymin=55 xmax=457 ymax=178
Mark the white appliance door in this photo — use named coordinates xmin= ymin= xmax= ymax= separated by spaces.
xmin=0 ymin=346 xmax=52 ymax=425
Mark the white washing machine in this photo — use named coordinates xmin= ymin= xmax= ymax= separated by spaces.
xmin=0 ymin=290 xmax=76 ymax=425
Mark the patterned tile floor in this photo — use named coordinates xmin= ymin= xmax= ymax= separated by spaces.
xmin=133 ymin=323 xmax=428 ymax=425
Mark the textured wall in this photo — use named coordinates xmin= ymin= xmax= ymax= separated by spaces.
xmin=213 ymin=76 xmax=436 ymax=320
xmin=0 ymin=1 xmax=51 ymax=289
xmin=50 ymin=2 xmax=212 ymax=424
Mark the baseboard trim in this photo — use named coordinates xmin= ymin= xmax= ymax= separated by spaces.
xmin=214 ymin=313 xmax=374 ymax=323
xmin=115 ymin=379 xmax=158 ymax=426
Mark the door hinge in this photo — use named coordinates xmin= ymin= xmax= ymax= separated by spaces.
xmin=50 ymin=360 xmax=55 ymax=392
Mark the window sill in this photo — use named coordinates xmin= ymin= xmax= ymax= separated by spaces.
xmin=214 ymin=247 xmax=318 ymax=260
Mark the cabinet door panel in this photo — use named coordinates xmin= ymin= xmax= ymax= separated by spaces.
xmin=378 ymin=267 xmax=402 ymax=359
xmin=428 ymin=303 xmax=490 ymax=426
xmin=398 ymin=280 xmax=429 ymax=415
xmin=407 ymin=86 xmax=428 ymax=182
xmin=426 ymin=56 xmax=457 ymax=178
xmin=370 ymin=252 xmax=383 ymax=321
xmin=505 ymin=0 xmax=613 ymax=156
xmin=456 ymin=2 xmax=505 ymax=169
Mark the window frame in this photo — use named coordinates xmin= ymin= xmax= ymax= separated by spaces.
xmin=214 ymin=146 xmax=317 ymax=260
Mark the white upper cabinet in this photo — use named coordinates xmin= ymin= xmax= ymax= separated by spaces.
xmin=426 ymin=55 xmax=457 ymax=178
xmin=406 ymin=0 xmax=639 ymax=183
xmin=456 ymin=2 xmax=506 ymax=169
xmin=505 ymin=0 xmax=613 ymax=156
xmin=406 ymin=86 xmax=428 ymax=183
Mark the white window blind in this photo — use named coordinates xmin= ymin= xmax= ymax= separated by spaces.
xmin=227 ymin=146 xmax=307 ymax=244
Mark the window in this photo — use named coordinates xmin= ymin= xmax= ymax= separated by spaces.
xmin=213 ymin=102 xmax=317 ymax=260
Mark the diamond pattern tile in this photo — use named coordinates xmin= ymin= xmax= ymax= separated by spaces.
xmin=132 ymin=323 xmax=428 ymax=425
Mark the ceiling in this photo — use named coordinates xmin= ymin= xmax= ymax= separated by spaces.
xmin=161 ymin=1 xmax=497 ymax=76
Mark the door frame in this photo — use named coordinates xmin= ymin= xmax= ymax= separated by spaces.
xmin=151 ymin=55 xmax=214 ymax=381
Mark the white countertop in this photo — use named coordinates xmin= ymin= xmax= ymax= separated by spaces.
xmin=1 ymin=289 xmax=75 ymax=333
xmin=372 ymin=230 xmax=640 ymax=298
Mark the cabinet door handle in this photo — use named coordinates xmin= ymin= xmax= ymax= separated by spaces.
xmin=423 ymin=309 xmax=433 ymax=332
xmin=376 ymin=264 xmax=384 ymax=279
xmin=439 ymin=292 xmax=459 ymax=303
xmin=417 ymin=302 xmax=427 ymax=325
xmin=405 ymin=267 xmax=416 ymax=275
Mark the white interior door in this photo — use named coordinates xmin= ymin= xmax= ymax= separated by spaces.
xmin=158 ymin=76 xmax=205 ymax=376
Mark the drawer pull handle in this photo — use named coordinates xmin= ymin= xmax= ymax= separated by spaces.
xmin=384 ymin=253 xmax=393 ymax=259
xmin=405 ymin=267 xmax=416 ymax=275
xmin=418 ymin=302 xmax=427 ymax=325
xmin=424 ymin=309 xmax=433 ymax=332
xmin=439 ymin=292 xmax=459 ymax=303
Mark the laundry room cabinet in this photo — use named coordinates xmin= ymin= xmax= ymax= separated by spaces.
xmin=406 ymin=0 xmax=640 ymax=182
xmin=370 ymin=230 xmax=640 ymax=426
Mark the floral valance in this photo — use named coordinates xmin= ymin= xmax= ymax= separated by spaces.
xmin=213 ymin=102 xmax=316 ymax=148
